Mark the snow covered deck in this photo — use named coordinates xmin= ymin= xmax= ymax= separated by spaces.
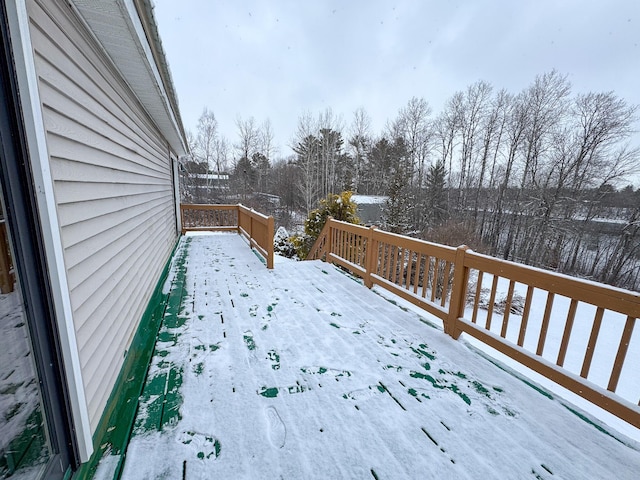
xmin=117 ymin=233 xmax=640 ymax=479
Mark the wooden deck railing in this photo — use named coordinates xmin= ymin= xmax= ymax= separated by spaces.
xmin=181 ymin=204 xmax=274 ymax=269
xmin=308 ymin=218 xmax=640 ymax=428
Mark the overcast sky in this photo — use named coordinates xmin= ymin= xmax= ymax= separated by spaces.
xmin=153 ymin=0 xmax=640 ymax=165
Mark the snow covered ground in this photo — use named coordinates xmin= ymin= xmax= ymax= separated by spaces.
xmin=114 ymin=233 xmax=640 ymax=479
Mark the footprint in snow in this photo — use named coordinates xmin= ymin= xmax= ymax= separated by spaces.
xmin=265 ymin=406 xmax=286 ymax=448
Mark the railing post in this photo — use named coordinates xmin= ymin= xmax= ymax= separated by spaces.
xmin=267 ymin=215 xmax=275 ymax=269
xmin=325 ymin=217 xmax=333 ymax=260
xmin=250 ymin=210 xmax=254 ymax=244
xmin=364 ymin=225 xmax=377 ymax=288
xmin=445 ymin=245 xmax=469 ymax=339
xmin=236 ymin=204 xmax=241 ymax=234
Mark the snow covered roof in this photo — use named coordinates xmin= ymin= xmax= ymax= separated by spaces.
xmin=97 ymin=234 xmax=640 ymax=478
xmin=193 ymin=174 xmax=230 ymax=180
xmin=351 ymin=195 xmax=387 ymax=204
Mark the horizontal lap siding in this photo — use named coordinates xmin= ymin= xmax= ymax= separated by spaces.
xmin=27 ymin=0 xmax=178 ymax=432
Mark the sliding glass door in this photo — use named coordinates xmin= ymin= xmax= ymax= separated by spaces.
xmin=0 ymin=199 xmax=52 ymax=478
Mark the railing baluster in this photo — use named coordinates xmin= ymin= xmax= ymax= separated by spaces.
xmin=500 ymin=280 xmax=516 ymax=338
xmin=405 ymin=251 xmax=414 ymax=290
xmin=343 ymin=230 xmax=347 ymax=261
xmin=608 ymin=316 xmax=636 ymax=392
xmin=556 ymin=299 xmax=578 ymax=367
xmin=581 ymin=307 xmax=604 ymax=378
xmin=400 ymin=248 xmax=406 ymax=288
xmin=471 ymin=271 xmax=483 ymax=324
xmin=391 ymin=246 xmax=400 ymax=284
xmin=421 ymin=256 xmax=430 ymax=298
xmin=372 ymin=234 xmax=380 ymax=276
xmin=383 ymin=243 xmax=391 ymax=280
xmin=517 ymin=286 xmax=534 ymax=347
xmin=536 ymin=292 xmax=555 ymax=356
xmin=353 ymin=232 xmax=358 ymax=264
xmin=430 ymin=259 xmax=438 ymax=302
xmin=413 ymin=254 xmax=421 ymax=294
xmin=485 ymin=275 xmax=499 ymax=330
xmin=440 ymin=261 xmax=451 ymax=307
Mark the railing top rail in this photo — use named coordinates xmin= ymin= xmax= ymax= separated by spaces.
xmin=327 ymin=219 xmax=370 ymax=234
xmin=373 ymin=228 xmax=457 ymax=259
xmin=326 ymin=218 xmax=458 ymax=260
xmin=180 ymin=204 xmax=239 ymax=210
xmin=238 ymin=204 xmax=271 ymax=222
xmin=465 ymin=249 xmax=640 ymax=318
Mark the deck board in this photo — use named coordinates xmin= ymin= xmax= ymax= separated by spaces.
xmin=117 ymin=233 xmax=640 ymax=479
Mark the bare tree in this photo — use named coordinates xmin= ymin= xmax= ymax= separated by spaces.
xmin=235 ymin=116 xmax=261 ymax=163
xmin=292 ymin=112 xmax=320 ymax=213
xmin=390 ymin=97 xmax=432 ymax=189
xmin=348 ymin=107 xmax=372 ymax=193
xmin=433 ymin=93 xmax=462 ymax=209
xmin=455 ymin=81 xmax=492 ymax=209
xmin=260 ymin=119 xmax=277 ymax=163
xmin=195 ymin=108 xmax=218 ymax=170
xmin=317 ymin=108 xmax=345 ymax=197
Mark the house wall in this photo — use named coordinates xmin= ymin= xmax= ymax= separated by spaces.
xmin=26 ymin=0 xmax=178 ymax=432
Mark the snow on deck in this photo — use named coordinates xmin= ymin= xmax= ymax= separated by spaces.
xmin=119 ymin=233 xmax=640 ymax=479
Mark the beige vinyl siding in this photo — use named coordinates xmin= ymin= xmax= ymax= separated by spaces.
xmin=27 ymin=0 xmax=179 ymax=431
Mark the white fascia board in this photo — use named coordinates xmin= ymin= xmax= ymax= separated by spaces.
xmin=71 ymin=0 xmax=187 ymax=156
xmin=5 ymin=0 xmax=93 ymax=462
xmin=121 ymin=0 xmax=186 ymax=154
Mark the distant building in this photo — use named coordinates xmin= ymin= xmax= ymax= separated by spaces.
xmin=352 ymin=195 xmax=387 ymax=225
xmin=193 ymin=173 xmax=230 ymax=189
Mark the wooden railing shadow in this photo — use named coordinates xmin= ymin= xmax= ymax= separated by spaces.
xmin=308 ymin=218 xmax=640 ymax=428
xmin=0 ymin=216 xmax=15 ymax=293
xmin=180 ymin=204 xmax=274 ymax=269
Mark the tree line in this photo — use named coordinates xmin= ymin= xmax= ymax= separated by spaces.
xmin=180 ymin=70 xmax=640 ymax=290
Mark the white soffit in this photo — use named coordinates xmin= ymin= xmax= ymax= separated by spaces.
xmin=71 ymin=0 xmax=187 ymax=156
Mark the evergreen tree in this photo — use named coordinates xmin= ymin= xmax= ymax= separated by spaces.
xmin=382 ymin=164 xmax=412 ymax=234
xmin=424 ymin=159 xmax=448 ymax=229
xmin=290 ymin=191 xmax=360 ymax=260
xmin=232 ymin=156 xmax=257 ymax=199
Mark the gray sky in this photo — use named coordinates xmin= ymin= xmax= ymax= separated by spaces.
xmin=153 ymin=0 xmax=640 ymax=165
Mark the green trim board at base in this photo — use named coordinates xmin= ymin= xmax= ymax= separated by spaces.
xmin=73 ymin=238 xmax=184 ymax=480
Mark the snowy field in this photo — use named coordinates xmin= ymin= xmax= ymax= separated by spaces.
xmin=112 ymin=233 xmax=640 ymax=479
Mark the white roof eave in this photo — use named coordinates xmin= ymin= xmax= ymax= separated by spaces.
xmin=71 ymin=0 xmax=187 ymax=156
